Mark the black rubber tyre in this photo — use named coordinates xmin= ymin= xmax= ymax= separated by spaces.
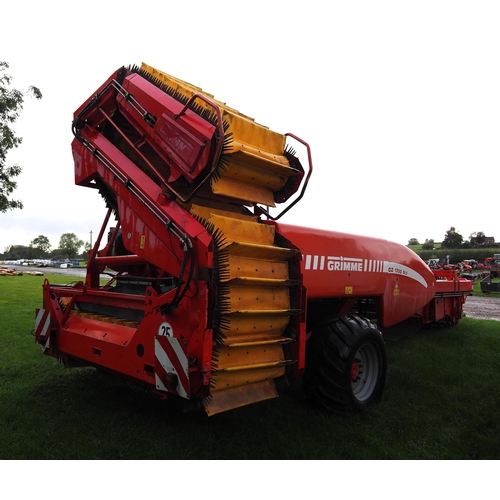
xmin=303 ymin=314 xmax=387 ymax=413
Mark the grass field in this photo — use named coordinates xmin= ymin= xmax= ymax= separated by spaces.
xmin=408 ymin=243 xmax=442 ymax=252
xmin=1 ymin=273 xmax=499 ymax=460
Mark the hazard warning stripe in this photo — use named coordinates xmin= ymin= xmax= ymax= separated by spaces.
xmin=35 ymin=309 xmax=51 ymax=349
xmin=154 ymin=337 xmax=190 ymax=399
xmin=164 ymin=338 xmax=189 ymax=397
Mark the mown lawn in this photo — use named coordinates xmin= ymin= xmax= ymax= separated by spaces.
xmin=0 ymin=273 xmax=499 ymax=459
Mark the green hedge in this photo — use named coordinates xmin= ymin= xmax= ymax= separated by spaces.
xmin=414 ymin=247 xmax=497 ymax=264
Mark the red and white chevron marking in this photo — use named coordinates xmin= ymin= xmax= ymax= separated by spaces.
xmin=155 ymin=336 xmax=189 ymax=399
xmin=35 ymin=309 xmax=51 ymax=351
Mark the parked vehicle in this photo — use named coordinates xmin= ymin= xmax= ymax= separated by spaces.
xmin=485 ymin=255 xmax=500 ymax=277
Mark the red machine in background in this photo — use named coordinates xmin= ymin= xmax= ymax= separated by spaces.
xmin=35 ymin=64 xmax=473 ymax=415
xmin=484 ymin=255 xmax=500 ymax=277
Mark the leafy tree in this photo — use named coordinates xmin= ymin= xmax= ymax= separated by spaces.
xmin=0 ymin=61 xmax=42 ymax=213
xmin=442 ymin=227 xmax=463 ymax=249
xmin=81 ymin=241 xmax=92 ymax=260
xmin=30 ymin=234 xmax=51 ymax=257
xmin=468 ymin=232 xmax=486 ymax=246
xmin=475 ymin=231 xmax=485 ymax=245
xmin=408 ymin=238 xmax=419 ymax=246
xmin=422 ymin=238 xmax=435 ymax=250
xmin=3 ymin=244 xmax=31 ymax=260
xmin=59 ymin=233 xmax=84 ymax=259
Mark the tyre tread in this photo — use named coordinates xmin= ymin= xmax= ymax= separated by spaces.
xmin=303 ymin=314 xmax=387 ymax=413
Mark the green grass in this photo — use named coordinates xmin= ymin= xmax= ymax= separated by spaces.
xmin=408 ymin=243 xmax=442 ymax=252
xmin=1 ymin=274 xmax=499 ymax=459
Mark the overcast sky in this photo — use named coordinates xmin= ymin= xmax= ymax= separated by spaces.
xmin=1 ymin=0 xmax=499 ymax=254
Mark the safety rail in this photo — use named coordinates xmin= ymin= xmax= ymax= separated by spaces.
xmin=256 ymin=133 xmax=313 ymax=221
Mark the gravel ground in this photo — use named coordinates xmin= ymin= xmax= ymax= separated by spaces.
xmin=4 ymin=265 xmax=101 ymax=279
xmin=463 ymin=295 xmax=500 ymax=322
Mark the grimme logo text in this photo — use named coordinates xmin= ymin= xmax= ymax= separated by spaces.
xmin=305 ymin=255 xmax=364 ymax=272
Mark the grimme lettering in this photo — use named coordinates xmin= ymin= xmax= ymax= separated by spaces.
xmin=327 ymin=260 xmax=363 ymax=271
xmin=305 ymin=255 xmax=364 ymax=272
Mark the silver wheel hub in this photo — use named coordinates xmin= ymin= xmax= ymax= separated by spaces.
xmin=351 ymin=343 xmax=379 ymax=402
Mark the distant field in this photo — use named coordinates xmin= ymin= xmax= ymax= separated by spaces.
xmin=408 ymin=244 xmax=441 ymax=252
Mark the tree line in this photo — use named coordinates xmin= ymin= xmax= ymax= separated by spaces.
xmin=408 ymin=228 xmax=497 ymax=250
xmin=2 ymin=233 xmax=89 ymax=261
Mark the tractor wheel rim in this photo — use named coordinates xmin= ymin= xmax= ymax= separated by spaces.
xmin=350 ymin=343 xmax=379 ymax=402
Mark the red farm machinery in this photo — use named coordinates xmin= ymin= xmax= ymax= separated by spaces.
xmin=35 ymin=64 xmax=473 ymax=415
